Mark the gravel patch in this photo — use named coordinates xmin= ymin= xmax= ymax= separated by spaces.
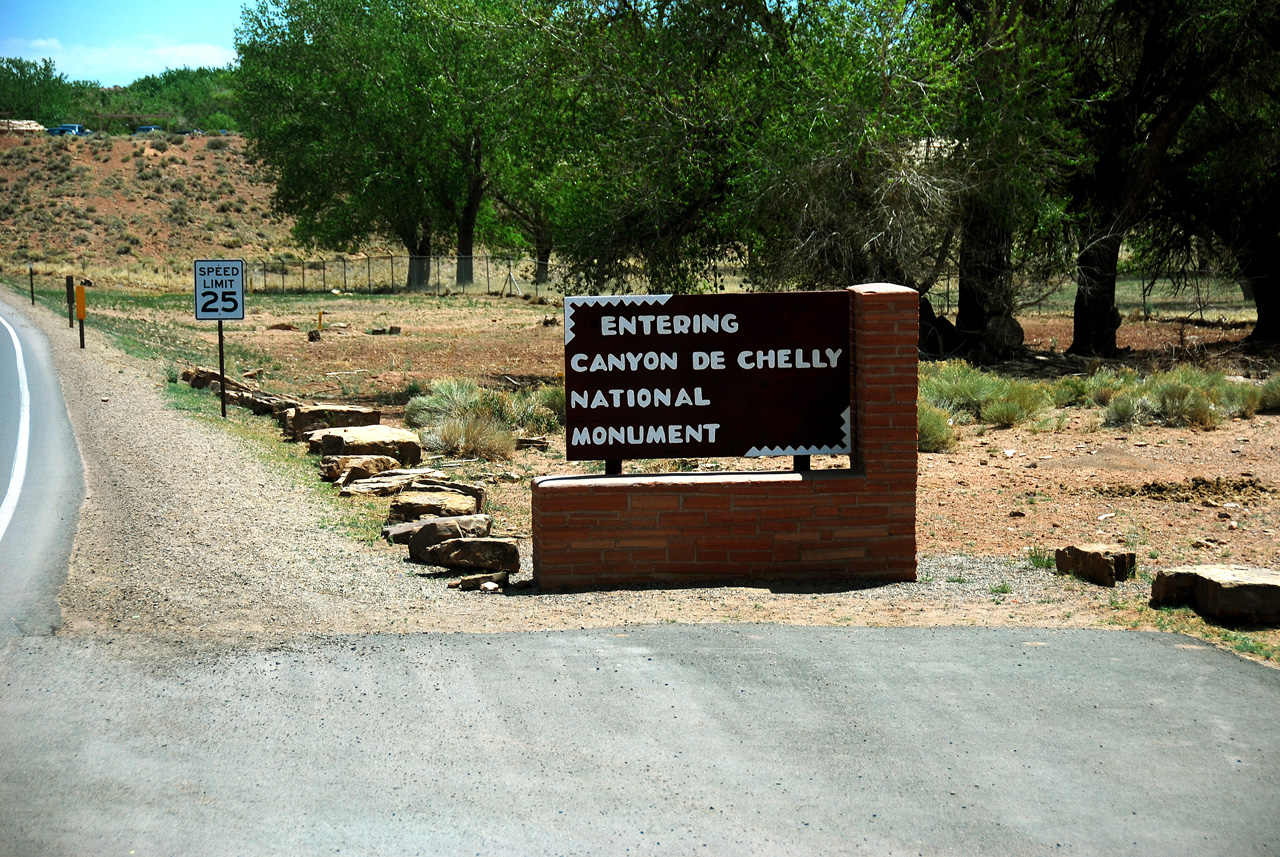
xmin=5 ymin=288 xmax=1151 ymax=640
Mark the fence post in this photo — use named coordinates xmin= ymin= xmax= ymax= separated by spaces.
xmin=29 ymin=266 xmax=34 ymax=305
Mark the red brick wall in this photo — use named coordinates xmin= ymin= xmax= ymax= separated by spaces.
xmin=532 ymin=283 xmax=918 ymax=591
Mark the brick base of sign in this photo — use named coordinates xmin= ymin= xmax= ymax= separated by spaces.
xmin=531 ymin=283 xmax=919 ymax=592
xmin=531 ymin=469 xmax=915 ymax=590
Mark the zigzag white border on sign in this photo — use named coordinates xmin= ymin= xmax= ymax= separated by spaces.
xmin=745 ymin=444 xmax=849 ymax=457
xmin=564 ymin=294 xmax=673 ymax=345
xmin=743 ymin=407 xmax=853 ymax=458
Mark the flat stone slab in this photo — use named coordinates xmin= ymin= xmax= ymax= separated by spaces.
xmin=386 ymin=490 xmax=479 ymax=523
xmin=1152 ymin=564 xmax=1280 ymax=623
xmin=1055 ymin=543 xmax=1136 ymax=587
xmin=306 ymin=425 xmax=422 ymax=465
xmin=286 ymin=404 xmax=381 ymax=441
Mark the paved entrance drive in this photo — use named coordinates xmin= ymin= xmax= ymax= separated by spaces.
xmin=2 ymin=626 xmax=1277 ymax=855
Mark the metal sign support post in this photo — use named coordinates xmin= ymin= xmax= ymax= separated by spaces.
xmin=65 ymin=276 xmax=74 ymax=328
xmin=218 ymin=319 xmax=227 ymax=418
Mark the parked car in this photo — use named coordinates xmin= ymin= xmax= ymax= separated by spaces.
xmin=134 ymin=125 xmax=164 ymax=134
xmin=47 ymin=124 xmax=92 ymax=136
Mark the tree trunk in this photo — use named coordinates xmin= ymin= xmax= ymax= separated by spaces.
xmin=534 ymin=239 xmax=553 ymax=285
xmin=955 ymin=197 xmax=1022 ymax=356
xmin=1240 ymin=229 xmax=1280 ymax=344
xmin=407 ymin=234 xmax=432 ymax=292
xmin=1067 ymin=232 xmax=1124 ymax=356
xmin=455 ymin=133 xmax=485 ymax=288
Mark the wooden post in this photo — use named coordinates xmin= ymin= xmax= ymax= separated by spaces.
xmin=65 ymin=275 xmax=74 ymax=327
xmin=29 ymin=266 xmax=34 ymax=305
xmin=75 ymin=284 xmax=85 ymax=349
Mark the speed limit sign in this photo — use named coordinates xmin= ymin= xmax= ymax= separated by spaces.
xmin=194 ymin=259 xmax=245 ymax=320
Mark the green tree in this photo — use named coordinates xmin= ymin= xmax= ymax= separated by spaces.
xmin=544 ymin=0 xmax=795 ymax=294
xmin=0 ymin=57 xmax=91 ymax=128
xmin=1062 ymin=0 xmax=1276 ymax=356
xmin=235 ymin=0 xmax=520 ymax=288
xmin=940 ymin=0 xmax=1075 ymax=357
xmin=1129 ymin=38 xmax=1280 ymax=344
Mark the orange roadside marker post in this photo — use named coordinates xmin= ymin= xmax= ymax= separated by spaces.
xmin=75 ymin=284 xmax=86 ymax=349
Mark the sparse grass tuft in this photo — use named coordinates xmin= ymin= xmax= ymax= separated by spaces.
xmin=918 ymin=402 xmax=957 ymax=452
xmin=1026 ymin=545 xmax=1056 ymax=569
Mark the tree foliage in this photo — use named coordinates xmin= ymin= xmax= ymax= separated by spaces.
xmin=235 ymin=0 xmax=525 ymax=286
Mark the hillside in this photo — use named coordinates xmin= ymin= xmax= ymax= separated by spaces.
xmin=0 ymin=132 xmax=330 ymax=286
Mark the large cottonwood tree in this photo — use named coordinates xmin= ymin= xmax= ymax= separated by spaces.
xmin=235 ymin=0 xmax=521 ymax=288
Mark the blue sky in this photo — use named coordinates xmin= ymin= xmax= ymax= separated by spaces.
xmin=1 ymin=0 xmax=245 ymax=87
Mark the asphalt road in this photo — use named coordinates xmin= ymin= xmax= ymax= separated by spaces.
xmin=0 ymin=299 xmax=82 ymax=643
xmin=2 ymin=626 xmax=1277 ymax=856
xmin=1 ymin=294 xmax=1278 ymax=856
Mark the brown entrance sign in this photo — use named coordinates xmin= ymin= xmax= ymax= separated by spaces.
xmin=564 ymin=291 xmax=850 ymax=460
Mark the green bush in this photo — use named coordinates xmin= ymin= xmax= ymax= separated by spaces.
xmin=1148 ymin=378 xmax=1218 ymax=428
xmin=205 ymin=137 xmax=229 ymax=151
xmin=1259 ymin=377 xmax=1280 ymax=412
xmin=979 ymin=378 xmax=1047 ymax=428
xmin=1051 ymin=375 xmax=1089 ymax=407
xmin=1104 ymin=393 xmax=1141 ymax=427
xmin=918 ymin=402 xmax=957 ymax=452
xmin=920 ymin=361 xmax=1004 ymax=421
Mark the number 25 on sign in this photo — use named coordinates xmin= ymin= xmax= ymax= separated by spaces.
xmin=193 ymin=259 xmax=245 ymax=419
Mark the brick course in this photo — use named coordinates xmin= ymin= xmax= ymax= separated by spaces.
xmin=532 ymin=283 xmax=918 ymax=591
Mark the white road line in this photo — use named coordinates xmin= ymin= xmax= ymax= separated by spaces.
xmin=0 ymin=314 xmax=31 ymax=546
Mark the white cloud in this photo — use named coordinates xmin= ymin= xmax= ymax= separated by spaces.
xmin=2 ymin=37 xmax=235 ymax=86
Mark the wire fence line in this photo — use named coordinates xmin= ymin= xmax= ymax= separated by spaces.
xmin=244 ymin=254 xmax=568 ymax=296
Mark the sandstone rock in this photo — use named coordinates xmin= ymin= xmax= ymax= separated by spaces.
xmin=1151 ymin=565 xmax=1280 ymax=622
xmin=319 ymin=454 xmax=400 ymax=483
xmin=186 ymin=366 xmax=252 ymax=393
xmin=287 ymin=404 xmax=381 ymax=441
xmin=306 ymin=425 xmax=422 ymax=465
xmin=339 ymin=471 xmax=462 ymax=497
xmin=387 ymin=491 xmax=478 ymax=523
xmin=406 ymin=515 xmax=493 ymax=559
xmin=457 ymin=571 xmax=510 ymax=590
xmin=424 ymin=538 xmax=520 ymax=572
xmin=1055 ymin=543 xmax=1136 ymax=587
xmin=404 ymin=478 xmax=485 ymax=509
